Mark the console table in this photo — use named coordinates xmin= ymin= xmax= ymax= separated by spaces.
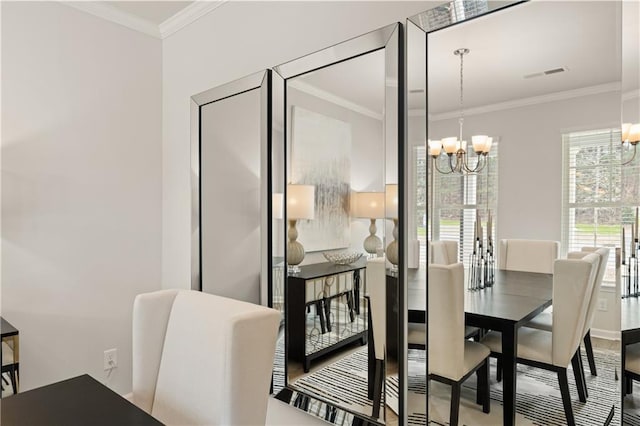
xmin=286 ymin=259 xmax=368 ymax=372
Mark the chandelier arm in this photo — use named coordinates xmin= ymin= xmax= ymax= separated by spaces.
xmin=623 ymin=144 xmax=638 ymax=166
xmin=465 ymin=153 xmax=487 ymax=174
xmin=432 ymin=156 xmax=455 ymax=174
xmin=449 ymin=153 xmax=460 ymax=173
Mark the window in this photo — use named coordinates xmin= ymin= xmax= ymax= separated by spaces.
xmin=561 ymin=129 xmax=622 ymax=286
xmin=423 ymin=143 xmax=498 ymax=268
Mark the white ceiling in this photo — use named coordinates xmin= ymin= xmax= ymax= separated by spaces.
xmin=291 ymin=1 xmax=630 ymax=117
xmin=74 ymin=1 xmax=635 ymax=115
xmin=107 ymin=1 xmax=193 ymax=26
xmin=426 ymin=0 xmax=622 ymax=114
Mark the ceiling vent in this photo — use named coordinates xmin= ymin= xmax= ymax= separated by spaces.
xmin=524 ymin=67 xmax=568 ymax=79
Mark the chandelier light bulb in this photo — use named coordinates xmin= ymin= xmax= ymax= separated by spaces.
xmin=630 ymin=124 xmax=640 ymax=145
xmin=472 ymin=135 xmax=488 ymax=153
xmin=442 ymin=137 xmax=458 ymax=154
xmin=428 ymin=139 xmax=442 ymax=156
xmin=482 ymin=137 xmax=493 ymax=154
xmin=623 ymin=123 xmax=632 ymax=142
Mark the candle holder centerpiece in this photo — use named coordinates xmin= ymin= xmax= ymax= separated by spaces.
xmin=623 ymin=207 xmax=640 ymax=298
xmin=468 ymin=210 xmax=495 ymax=291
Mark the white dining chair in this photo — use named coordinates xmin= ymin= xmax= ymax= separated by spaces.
xmin=131 ymin=289 xmax=281 ymax=426
xmin=482 ymin=253 xmax=599 ymax=426
xmin=498 ymin=239 xmax=560 ymax=274
xmin=526 ymin=247 xmax=609 ymax=379
xmin=365 ymin=258 xmax=386 ymax=419
xmin=415 ymin=240 xmax=480 ymax=342
xmin=429 ymin=262 xmax=491 ymax=426
xmin=429 ymin=240 xmax=458 ymax=265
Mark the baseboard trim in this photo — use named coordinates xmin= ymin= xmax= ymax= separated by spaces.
xmin=122 ymin=392 xmax=133 ymax=401
xmin=591 ymin=328 xmax=620 ymax=341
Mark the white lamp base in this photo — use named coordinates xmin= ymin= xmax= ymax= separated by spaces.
xmin=287 ymin=219 xmax=305 ymax=274
xmin=363 ymin=218 xmax=382 ymax=255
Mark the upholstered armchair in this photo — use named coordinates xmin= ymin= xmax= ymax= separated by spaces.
xmin=131 ymin=289 xmax=281 ymax=425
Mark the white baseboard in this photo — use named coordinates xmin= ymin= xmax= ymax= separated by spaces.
xmin=122 ymin=392 xmax=133 ymax=401
xmin=591 ymin=328 xmax=620 ymax=341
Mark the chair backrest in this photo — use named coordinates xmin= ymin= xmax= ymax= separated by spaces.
xmin=429 ymin=240 xmax=458 ymax=265
xmin=132 ymin=289 xmax=281 ymax=426
xmin=366 ymin=258 xmax=386 ymax=361
xmin=498 ymin=239 xmax=559 ymax=274
xmin=567 ymin=247 xmax=610 ymax=335
xmin=428 ymin=262 xmax=465 ymax=380
xmin=551 ymin=253 xmax=599 ymax=367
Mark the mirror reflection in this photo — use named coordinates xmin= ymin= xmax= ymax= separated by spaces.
xmin=621 ymin=0 xmax=640 ymax=424
xmin=275 ymin=31 xmax=402 ymax=422
xmin=284 ymin=49 xmax=390 ymax=422
xmin=411 ymin=1 xmax=623 ymax=425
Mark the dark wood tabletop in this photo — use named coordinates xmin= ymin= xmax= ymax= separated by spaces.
xmin=0 ymin=374 xmax=163 ymax=425
xmin=289 ymin=258 xmax=367 ymax=280
xmin=1 ymin=317 xmax=19 ymax=338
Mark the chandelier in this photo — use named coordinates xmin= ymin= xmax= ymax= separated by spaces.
xmin=429 ymin=48 xmax=493 ymax=174
xmin=622 ymin=122 xmax=640 ymax=165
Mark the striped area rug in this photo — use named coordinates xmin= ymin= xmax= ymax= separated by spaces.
xmin=285 ymin=347 xmax=620 ymax=425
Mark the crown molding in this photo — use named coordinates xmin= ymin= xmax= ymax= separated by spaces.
xmin=289 ymin=80 xmax=383 ymax=121
xmin=431 ymin=82 xmax=621 ymax=121
xmin=61 ymin=2 xmax=161 ymax=39
xmin=160 ymin=1 xmax=227 ymax=39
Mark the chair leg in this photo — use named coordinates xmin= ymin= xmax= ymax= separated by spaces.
xmin=571 ymin=350 xmax=587 ymax=403
xmin=558 ymin=368 xmax=576 ymax=426
xmin=479 ymin=359 xmax=490 ymax=413
xmin=450 ymin=382 xmax=461 ymax=426
xmin=496 ymin=357 xmax=502 ymax=382
xmin=583 ymin=330 xmax=597 ymax=376
xmin=9 ymin=366 xmax=17 ymax=395
xmin=371 ymin=359 xmax=383 ymax=419
xmin=576 ymin=346 xmax=588 ymax=398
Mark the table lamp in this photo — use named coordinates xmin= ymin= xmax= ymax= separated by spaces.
xmin=287 ymin=184 xmax=315 ymax=273
xmin=385 ymin=184 xmax=398 ymax=267
xmin=353 ymin=192 xmax=385 ymax=256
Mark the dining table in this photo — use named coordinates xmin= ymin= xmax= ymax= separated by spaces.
xmin=407 ymin=267 xmax=553 ymax=426
xmin=0 ymin=374 xmax=162 ymax=425
xmin=621 ymin=297 xmax=640 ymax=423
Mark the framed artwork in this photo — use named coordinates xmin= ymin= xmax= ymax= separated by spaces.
xmin=290 ymin=106 xmax=352 ymax=252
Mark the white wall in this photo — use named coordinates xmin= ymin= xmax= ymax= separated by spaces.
xmin=428 ymin=90 xmax=621 ymax=334
xmin=428 ymin=90 xmax=621 ymax=243
xmin=162 ymin=1 xmax=433 ymax=291
xmin=1 ymin=2 xmax=162 ymax=394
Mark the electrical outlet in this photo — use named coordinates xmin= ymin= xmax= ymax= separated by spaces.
xmin=104 ymin=348 xmax=117 ymax=371
xmin=598 ymin=298 xmax=608 ymax=311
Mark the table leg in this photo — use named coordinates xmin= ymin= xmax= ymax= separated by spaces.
xmin=501 ymin=325 xmax=518 ymax=426
xmin=622 ymin=334 xmax=627 ymax=424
